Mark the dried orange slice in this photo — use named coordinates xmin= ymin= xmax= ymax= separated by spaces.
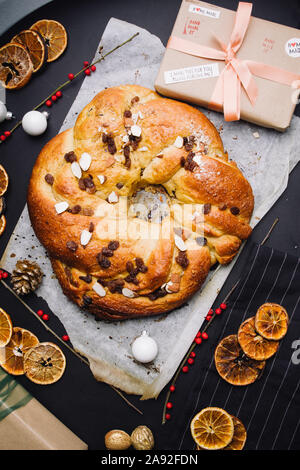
xmin=238 ymin=317 xmax=279 ymax=360
xmin=30 ymin=20 xmax=67 ymax=62
xmin=0 ymin=197 xmax=6 ymax=217
xmin=0 ymin=327 xmax=39 ymax=375
xmin=255 ymin=303 xmax=289 ymax=340
xmin=0 ymin=215 xmax=6 ymax=236
xmin=24 ymin=342 xmax=66 ymax=385
xmin=0 ymin=43 xmax=33 ymax=89
xmin=0 ymin=308 xmax=13 ymax=347
xmin=11 ymin=30 xmax=46 ymax=72
xmin=224 ymin=416 xmax=247 ymax=450
xmin=196 ymin=415 xmax=247 ymax=451
xmin=191 ymin=407 xmax=234 ymax=450
xmin=215 ymin=335 xmax=265 ymax=386
xmin=0 ymin=165 xmax=9 ymax=197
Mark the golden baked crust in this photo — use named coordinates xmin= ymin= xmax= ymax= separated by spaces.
xmin=28 ymin=85 xmax=254 ymax=320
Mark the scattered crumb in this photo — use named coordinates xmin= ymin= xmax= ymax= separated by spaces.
xmin=253 ymin=131 xmax=260 ymax=139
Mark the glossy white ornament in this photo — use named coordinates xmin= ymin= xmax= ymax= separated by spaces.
xmin=0 ymin=101 xmax=13 ymax=123
xmin=22 ymin=110 xmax=48 ymax=136
xmin=131 ymin=330 xmax=158 ymax=363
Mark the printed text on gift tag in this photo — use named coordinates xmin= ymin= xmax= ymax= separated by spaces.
xmin=164 ymin=63 xmax=219 ymax=84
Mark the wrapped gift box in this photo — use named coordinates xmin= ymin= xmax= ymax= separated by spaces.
xmin=155 ymin=0 xmax=300 ymax=131
xmin=0 ymin=368 xmax=87 ymax=450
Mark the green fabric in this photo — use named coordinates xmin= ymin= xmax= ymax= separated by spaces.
xmin=0 ymin=368 xmax=32 ymax=421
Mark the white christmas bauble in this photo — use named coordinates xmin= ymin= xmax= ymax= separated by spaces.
xmin=131 ymin=331 xmax=158 ymax=363
xmin=0 ymin=101 xmax=7 ymax=123
xmin=22 ymin=110 xmax=48 ymax=136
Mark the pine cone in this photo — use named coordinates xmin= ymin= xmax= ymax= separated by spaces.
xmin=11 ymin=259 xmax=43 ymax=295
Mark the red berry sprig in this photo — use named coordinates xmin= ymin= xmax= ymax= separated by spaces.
xmin=0 ymin=270 xmax=143 ymax=415
xmin=0 ymin=130 xmax=11 ymax=141
xmin=0 ymin=32 xmax=139 ymax=146
xmin=162 ymin=281 xmax=240 ymax=424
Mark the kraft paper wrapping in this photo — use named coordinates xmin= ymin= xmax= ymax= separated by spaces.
xmin=0 ymin=369 xmax=87 ymax=450
xmin=1 ymin=18 xmax=300 ymax=399
xmin=155 ymin=0 xmax=300 ymax=131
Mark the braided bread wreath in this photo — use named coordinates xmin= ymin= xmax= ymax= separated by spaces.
xmin=28 ymin=85 xmax=254 ymax=321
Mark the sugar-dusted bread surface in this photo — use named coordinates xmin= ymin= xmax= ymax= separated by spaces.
xmin=28 ymin=85 xmax=253 ymax=320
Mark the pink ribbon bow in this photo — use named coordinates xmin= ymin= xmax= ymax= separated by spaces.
xmin=167 ymin=2 xmax=300 ymax=121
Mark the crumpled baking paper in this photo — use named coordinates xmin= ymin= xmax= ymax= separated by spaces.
xmin=1 ymin=18 xmax=300 ymax=399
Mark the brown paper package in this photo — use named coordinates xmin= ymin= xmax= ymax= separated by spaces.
xmin=155 ymin=0 xmax=300 ymax=131
xmin=0 ymin=399 xmax=88 ymax=450
xmin=0 ymin=369 xmax=87 ymax=450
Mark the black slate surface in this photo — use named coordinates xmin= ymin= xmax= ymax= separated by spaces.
xmin=160 ymin=243 xmax=300 ymax=450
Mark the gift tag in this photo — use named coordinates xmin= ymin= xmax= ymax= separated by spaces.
xmin=164 ymin=63 xmax=219 ymax=84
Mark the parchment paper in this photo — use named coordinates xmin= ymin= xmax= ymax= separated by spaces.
xmin=1 ymin=18 xmax=300 ymax=399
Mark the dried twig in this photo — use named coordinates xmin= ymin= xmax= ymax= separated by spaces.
xmin=161 ymin=217 xmax=280 ymax=424
xmin=260 ymin=217 xmax=279 ymax=246
xmin=0 ymin=278 xmax=143 ymax=415
xmin=0 ymin=32 xmax=140 ymax=142
xmin=161 ymin=280 xmax=240 ymax=424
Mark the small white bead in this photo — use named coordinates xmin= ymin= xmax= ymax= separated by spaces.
xmin=139 ymin=146 xmax=148 ymax=151
xmin=55 ymin=201 xmax=69 ymax=214
xmin=79 ymin=152 xmax=92 ymax=171
xmin=131 ymin=124 xmax=142 ymax=137
xmin=174 ymin=136 xmax=183 ymax=148
xmin=22 ymin=110 xmax=47 ymax=136
xmin=0 ymin=102 xmax=8 ymax=123
xmin=108 ymin=191 xmax=118 ymax=203
xmin=71 ymin=161 xmax=82 ymax=179
xmin=122 ymin=134 xmax=129 ymax=143
xmin=92 ymin=282 xmax=106 ymax=297
xmin=122 ymin=287 xmax=135 ymax=298
xmin=131 ymin=331 xmax=158 ymax=363
xmin=174 ymin=234 xmax=187 ymax=251
xmin=80 ymin=230 xmax=92 ymax=246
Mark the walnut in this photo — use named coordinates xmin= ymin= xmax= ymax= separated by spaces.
xmin=131 ymin=426 xmax=154 ymax=450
